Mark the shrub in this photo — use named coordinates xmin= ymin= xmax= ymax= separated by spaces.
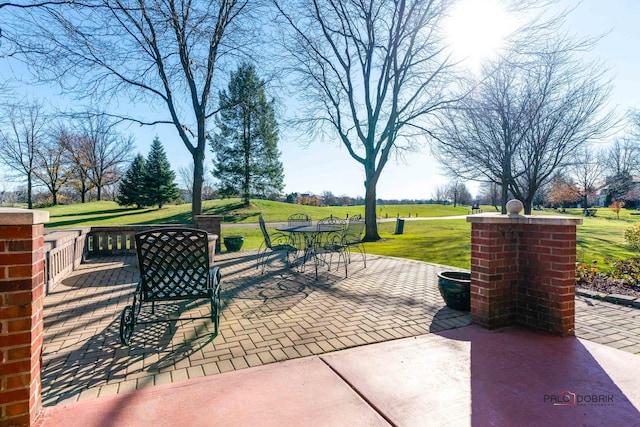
xmin=623 ymin=223 xmax=640 ymax=249
xmin=602 ymin=257 xmax=640 ymax=287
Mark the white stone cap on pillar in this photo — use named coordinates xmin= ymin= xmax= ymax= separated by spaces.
xmin=0 ymin=208 xmax=49 ymax=225
xmin=466 ymin=213 xmax=582 ymax=226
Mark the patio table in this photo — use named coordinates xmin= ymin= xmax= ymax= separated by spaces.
xmin=276 ymin=224 xmax=343 ymax=273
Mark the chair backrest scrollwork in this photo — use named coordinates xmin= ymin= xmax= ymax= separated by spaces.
xmin=135 ymin=228 xmax=211 ymax=300
xmin=288 ymin=213 xmax=311 ymax=228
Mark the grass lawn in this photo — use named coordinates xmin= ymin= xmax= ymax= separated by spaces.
xmin=37 ymin=199 xmax=472 ymax=228
xmin=37 ymin=200 xmax=640 ymax=271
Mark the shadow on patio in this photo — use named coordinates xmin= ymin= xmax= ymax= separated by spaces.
xmin=41 ymin=250 xmax=471 ymax=406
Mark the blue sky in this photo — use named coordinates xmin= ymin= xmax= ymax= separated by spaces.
xmin=1 ymin=0 xmax=639 ymax=200
xmin=254 ymin=0 xmax=640 ymax=199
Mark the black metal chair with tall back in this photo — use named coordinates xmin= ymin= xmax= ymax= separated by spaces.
xmin=257 ymin=215 xmax=298 ymax=273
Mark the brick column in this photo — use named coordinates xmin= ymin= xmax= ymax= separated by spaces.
xmin=468 ymin=221 xmax=518 ymax=329
xmin=194 ymin=215 xmax=222 ymax=253
xmin=467 ymin=207 xmax=582 ymax=336
xmin=517 ymin=222 xmax=579 ymax=336
xmin=0 ymin=208 xmax=49 ymax=427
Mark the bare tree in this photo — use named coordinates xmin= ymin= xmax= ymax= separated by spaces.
xmin=435 ymin=33 xmax=616 ymax=214
xmin=178 ymin=163 xmax=212 ymax=203
xmin=12 ymin=0 xmax=252 ymax=220
xmin=479 ymin=182 xmax=502 ymax=212
xmin=567 ymin=144 xmax=605 ymax=210
xmin=0 ymin=0 xmax=72 ymax=58
xmin=273 ymin=0 xmax=456 ymax=240
xmin=431 ymin=185 xmax=448 ymax=204
xmin=61 ymin=131 xmax=94 ymax=203
xmin=445 ymin=180 xmax=470 ymax=207
xmin=33 ymin=126 xmax=69 ymax=205
xmin=602 ymin=138 xmax=640 ymax=205
xmin=79 ymin=113 xmax=133 ymax=201
xmin=606 ymin=138 xmax=640 ymax=177
xmin=0 ymin=100 xmax=48 ymax=208
xmin=321 ymin=190 xmax=337 ymax=207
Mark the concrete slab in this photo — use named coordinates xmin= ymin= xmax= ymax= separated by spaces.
xmin=322 ymin=325 xmax=640 ymax=426
xmin=37 ymin=325 xmax=640 ymax=427
xmin=37 ymin=357 xmax=389 ymax=427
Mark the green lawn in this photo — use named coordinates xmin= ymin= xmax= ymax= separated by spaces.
xmin=36 ymin=200 xmax=640 ymax=270
xmin=37 ymin=199 xmax=472 ymax=228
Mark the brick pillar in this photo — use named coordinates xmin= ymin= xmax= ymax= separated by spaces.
xmin=467 ymin=207 xmax=582 ymax=336
xmin=517 ymin=223 xmax=579 ymax=336
xmin=0 ymin=208 xmax=49 ymax=427
xmin=194 ymin=215 xmax=222 ymax=253
xmin=469 ymin=221 xmax=518 ymax=329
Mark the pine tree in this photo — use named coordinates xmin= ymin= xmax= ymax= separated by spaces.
xmin=143 ymin=137 xmax=180 ymax=208
xmin=117 ymin=154 xmax=147 ymax=208
xmin=211 ymin=62 xmax=284 ymax=206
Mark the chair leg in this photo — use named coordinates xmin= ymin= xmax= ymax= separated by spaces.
xmin=340 ymin=249 xmax=348 ymax=277
xmin=119 ymin=292 xmax=139 ymax=346
xmin=119 ymin=306 xmax=135 ymax=345
xmin=256 ymin=247 xmax=266 ymax=270
xmin=211 ymin=287 xmax=220 ymax=337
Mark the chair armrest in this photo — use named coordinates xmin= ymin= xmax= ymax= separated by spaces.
xmin=209 ymin=266 xmax=222 ymax=288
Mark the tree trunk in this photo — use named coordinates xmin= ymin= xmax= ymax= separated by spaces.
xmin=500 ymin=178 xmax=508 ymax=215
xmin=363 ymin=171 xmax=381 ymax=242
xmin=192 ymin=149 xmax=204 ymax=222
xmin=96 ymin=185 xmax=102 ymax=201
xmin=27 ymin=172 xmax=33 ymax=209
xmin=243 ymin=113 xmax=251 ymax=207
xmin=80 ymin=179 xmax=87 ymax=203
xmin=523 ymin=197 xmax=533 ymax=215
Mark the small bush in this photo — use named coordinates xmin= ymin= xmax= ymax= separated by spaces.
xmin=623 ymin=223 xmax=640 ymax=249
xmin=603 ymin=257 xmax=640 ymax=287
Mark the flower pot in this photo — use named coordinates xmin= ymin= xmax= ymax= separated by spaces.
xmin=223 ymin=236 xmax=244 ymax=252
xmin=437 ymin=271 xmax=471 ymax=311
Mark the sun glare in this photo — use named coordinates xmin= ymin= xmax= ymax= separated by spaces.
xmin=443 ymin=0 xmax=516 ymax=71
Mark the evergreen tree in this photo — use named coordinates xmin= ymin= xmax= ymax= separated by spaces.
xmin=144 ymin=137 xmax=180 ymax=208
xmin=211 ymin=62 xmax=284 ymax=206
xmin=117 ymin=154 xmax=147 ymax=208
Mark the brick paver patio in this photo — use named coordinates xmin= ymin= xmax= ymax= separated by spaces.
xmin=41 ymin=251 xmax=640 ymax=407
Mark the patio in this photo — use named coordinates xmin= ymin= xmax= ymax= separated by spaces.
xmin=41 ymin=250 xmax=473 ymax=406
xmin=39 ymin=249 xmax=640 ymax=420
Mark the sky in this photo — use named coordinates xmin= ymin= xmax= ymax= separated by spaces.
xmin=1 ymin=0 xmax=639 ymax=200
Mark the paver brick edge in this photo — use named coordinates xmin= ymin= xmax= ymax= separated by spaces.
xmin=576 ymin=287 xmax=640 ymax=309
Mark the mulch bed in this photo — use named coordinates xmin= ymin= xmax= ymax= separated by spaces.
xmin=577 ymin=277 xmax=640 ymax=299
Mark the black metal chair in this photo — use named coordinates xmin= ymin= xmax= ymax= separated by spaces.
xmin=340 ymin=215 xmax=366 ymax=271
xmin=314 ymin=216 xmax=348 ymax=277
xmin=286 ymin=213 xmax=312 ymax=253
xmin=257 ymin=215 xmax=298 ymax=273
xmin=287 ymin=213 xmax=312 ymax=228
xmin=119 ymin=227 xmax=221 ymax=345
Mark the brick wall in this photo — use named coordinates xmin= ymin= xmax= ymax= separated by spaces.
xmin=467 ymin=214 xmax=582 ymax=336
xmin=1 ymin=209 xmax=49 ymax=427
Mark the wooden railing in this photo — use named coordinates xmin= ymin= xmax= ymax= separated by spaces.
xmin=44 ymin=223 xmax=219 ymax=294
